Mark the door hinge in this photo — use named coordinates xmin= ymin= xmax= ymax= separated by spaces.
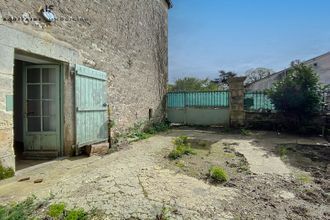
xmin=70 ymin=67 xmax=77 ymax=76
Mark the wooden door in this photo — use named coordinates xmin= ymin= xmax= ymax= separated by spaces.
xmin=23 ymin=65 xmax=60 ymax=153
xmin=75 ymin=64 xmax=108 ymax=148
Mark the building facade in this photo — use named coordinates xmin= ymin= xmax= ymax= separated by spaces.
xmin=0 ymin=0 xmax=171 ymax=170
xmin=246 ymin=52 xmax=330 ymax=91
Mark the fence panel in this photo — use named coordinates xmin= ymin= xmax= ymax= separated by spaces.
xmin=244 ymin=91 xmax=275 ymax=111
xmin=167 ymin=91 xmax=229 ymax=108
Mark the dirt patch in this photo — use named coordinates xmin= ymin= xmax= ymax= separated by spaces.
xmin=160 ymin=131 xmax=330 ymax=219
xmin=161 ymin=138 xmax=250 ymax=182
xmin=274 ymin=144 xmax=330 ymax=205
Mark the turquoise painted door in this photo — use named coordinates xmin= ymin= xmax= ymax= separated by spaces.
xmin=75 ymin=64 xmax=108 ymax=147
xmin=23 ymin=65 xmax=61 ymax=153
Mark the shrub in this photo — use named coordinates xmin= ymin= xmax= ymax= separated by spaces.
xmin=0 ymin=163 xmax=14 ymax=180
xmin=209 ymin=166 xmax=228 ymax=183
xmin=268 ymin=63 xmax=322 ymax=130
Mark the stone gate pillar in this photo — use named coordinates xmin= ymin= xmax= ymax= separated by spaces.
xmin=228 ymin=77 xmax=246 ymax=128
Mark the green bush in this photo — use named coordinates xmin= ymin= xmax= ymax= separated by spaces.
xmin=268 ymin=63 xmax=322 ymax=130
xmin=0 ymin=163 xmax=14 ymax=180
xmin=209 ymin=166 xmax=228 ymax=183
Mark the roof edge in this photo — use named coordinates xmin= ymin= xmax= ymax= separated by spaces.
xmin=246 ymin=51 xmax=330 ymax=86
xmin=165 ymin=0 xmax=173 ymax=9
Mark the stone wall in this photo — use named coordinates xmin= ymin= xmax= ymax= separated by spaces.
xmin=0 ymin=44 xmax=15 ymax=170
xmin=0 ymin=0 xmax=169 ymax=168
xmin=245 ymin=111 xmax=326 ymax=134
xmin=0 ymin=0 xmax=169 ymax=130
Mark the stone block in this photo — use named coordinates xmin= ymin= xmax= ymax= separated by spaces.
xmin=0 ymin=128 xmax=15 ymax=170
xmin=0 ymin=45 xmax=14 ymax=75
xmin=86 ymin=142 xmax=109 ymax=156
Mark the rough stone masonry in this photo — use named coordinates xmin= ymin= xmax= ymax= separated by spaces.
xmin=0 ymin=0 xmax=170 ymax=168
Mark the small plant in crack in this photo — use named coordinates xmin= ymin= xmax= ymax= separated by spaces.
xmin=156 ymin=205 xmax=170 ymax=220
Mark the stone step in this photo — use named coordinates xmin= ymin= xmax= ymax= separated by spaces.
xmin=85 ymin=142 xmax=109 ymax=156
xmin=22 ymin=151 xmax=59 ymax=160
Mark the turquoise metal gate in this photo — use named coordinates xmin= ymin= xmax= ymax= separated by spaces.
xmin=167 ymin=91 xmax=230 ymax=125
xmin=75 ymin=64 xmax=108 ymax=148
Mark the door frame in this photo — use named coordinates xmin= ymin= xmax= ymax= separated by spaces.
xmin=21 ymin=62 xmax=65 ymax=156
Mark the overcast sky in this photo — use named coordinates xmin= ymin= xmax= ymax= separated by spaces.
xmin=168 ymin=0 xmax=330 ymax=83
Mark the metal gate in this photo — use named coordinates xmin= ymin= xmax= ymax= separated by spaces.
xmin=167 ymin=91 xmax=230 ymax=125
xmin=75 ymin=64 xmax=108 ymax=148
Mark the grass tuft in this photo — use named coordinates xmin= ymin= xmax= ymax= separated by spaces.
xmin=240 ymin=128 xmax=251 ymax=136
xmin=48 ymin=203 xmax=66 ymax=219
xmin=209 ymin=166 xmax=228 ymax=183
xmin=278 ymin=145 xmax=288 ymax=159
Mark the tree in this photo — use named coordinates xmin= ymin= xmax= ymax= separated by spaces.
xmin=168 ymin=77 xmax=218 ymax=92
xmin=268 ymin=63 xmax=322 ymax=128
xmin=212 ymin=70 xmax=237 ymax=89
xmin=244 ymin=68 xmax=273 ymax=84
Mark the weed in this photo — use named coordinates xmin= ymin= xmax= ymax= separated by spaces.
xmin=0 ymin=196 xmax=93 ymax=220
xmin=168 ymin=136 xmax=196 ymax=159
xmin=156 ymin=205 xmax=170 ymax=220
xmin=175 ymin=160 xmax=185 ymax=168
xmin=209 ymin=166 xmax=228 ymax=183
xmin=48 ymin=203 xmax=66 ymax=219
xmin=0 ymin=196 xmax=36 ymax=220
xmin=145 ymin=121 xmax=170 ymax=134
xmin=65 ymin=208 xmax=87 ymax=220
xmin=127 ymin=121 xmax=170 ymax=142
xmin=240 ymin=128 xmax=251 ymax=136
xmin=278 ymin=145 xmax=288 ymax=159
xmin=173 ymin=136 xmax=188 ymax=146
xmin=0 ymin=162 xmax=14 ymax=180
xmin=295 ymin=173 xmax=312 ymax=184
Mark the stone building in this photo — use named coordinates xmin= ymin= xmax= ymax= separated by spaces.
xmin=0 ymin=0 xmax=172 ymax=170
xmin=246 ymin=51 xmax=330 ymax=91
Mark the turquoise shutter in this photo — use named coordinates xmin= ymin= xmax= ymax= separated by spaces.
xmin=75 ymin=64 xmax=108 ymax=147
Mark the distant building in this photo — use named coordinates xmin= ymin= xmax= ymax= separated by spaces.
xmin=246 ymin=52 xmax=330 ymax=91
